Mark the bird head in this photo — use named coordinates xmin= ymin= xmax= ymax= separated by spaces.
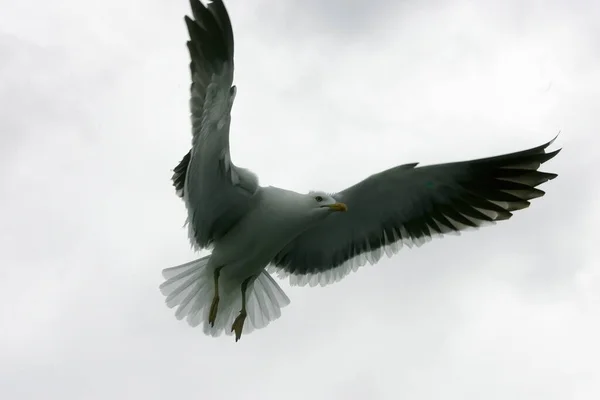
xmin=308 ymin=191 xmax=348 ymax=213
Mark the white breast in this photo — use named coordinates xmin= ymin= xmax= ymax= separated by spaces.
xmin=210 ymin=186 xmax=321 ymax=280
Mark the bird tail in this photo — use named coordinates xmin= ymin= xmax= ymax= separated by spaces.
xmin=159 ymin=257 xmax=290 ymax=338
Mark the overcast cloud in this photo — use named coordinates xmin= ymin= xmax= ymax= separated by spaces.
xmin=1 ymin=0 xmax=598 ymax=399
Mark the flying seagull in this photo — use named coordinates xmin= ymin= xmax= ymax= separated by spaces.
xmin=160 ymin=0 xmax=561 ymax=342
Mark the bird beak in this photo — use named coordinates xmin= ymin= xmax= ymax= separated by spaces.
xmin=325 ymin=202 xmax=348 ymax=212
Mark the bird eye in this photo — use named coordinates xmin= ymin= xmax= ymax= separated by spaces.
xmin=315 ymin=196 xmax=323 ymax=202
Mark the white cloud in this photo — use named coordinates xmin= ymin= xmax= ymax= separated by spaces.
xmin=1 ymin=0 xmax=598 ymax=399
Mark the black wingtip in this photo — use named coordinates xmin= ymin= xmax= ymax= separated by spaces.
xmin=538 ymin=131 xmax=562 ymax=161
xmin=545 ymin=131 xmax=560 ymax=147
xmin=543 ymin=148 xmax=562 ymax=164
xmin=189 ymin=0 xmax=207 ymax=18
xmin=526 ymin=132 xmax=562 ymax=158
xmin=184 ymin=0 xmax=234 ymax=67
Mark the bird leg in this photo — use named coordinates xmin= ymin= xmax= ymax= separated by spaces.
xmin=208 ymin=267 xmax=223 ymax=327
xmin=231 ymin=276 xmax=253 ymax=342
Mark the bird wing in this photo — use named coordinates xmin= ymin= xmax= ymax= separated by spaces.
xmin=173 ymin=0 xmax=259 ymax=250
xmin=270 ymin=137 xmax=560 ymax=287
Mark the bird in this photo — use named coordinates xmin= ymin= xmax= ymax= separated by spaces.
xmin=159 ymin=0 xmax=561 ymax=342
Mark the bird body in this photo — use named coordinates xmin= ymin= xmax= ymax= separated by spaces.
xmin=206 ymin=187 xmax=336 ymax=282
xmin=162 ymin=184 xmax=345 ymax=339
xmin=160 ymin=0 xmax=561 ymax=341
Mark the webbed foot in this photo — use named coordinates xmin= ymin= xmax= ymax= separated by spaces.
xmin=231 ymin=310 xmax=247 ymax=342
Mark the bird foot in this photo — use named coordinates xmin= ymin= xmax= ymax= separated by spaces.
xmin=231 ymin=310 xmax=247 ymax=342
xmin=208 ymin=294 xmax=219 ymax=327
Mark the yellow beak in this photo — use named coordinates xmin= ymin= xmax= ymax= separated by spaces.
xmin=326 ymin=202 xmax=348 ymax=212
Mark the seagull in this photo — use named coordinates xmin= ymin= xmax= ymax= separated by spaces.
xmin=160 ymin=0 xmax=561 ymax=342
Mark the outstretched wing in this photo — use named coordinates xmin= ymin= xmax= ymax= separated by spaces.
xmin=270 ymin=137 xmax=561 ymax=286
xmin=173 ymin=0 xmax=259 ymax=250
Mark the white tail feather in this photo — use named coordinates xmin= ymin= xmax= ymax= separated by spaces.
xmin=160 ymin=257 xmax=290 ymax=338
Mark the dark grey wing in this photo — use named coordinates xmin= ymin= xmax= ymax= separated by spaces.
xmin=173 ymin=0 xmax=259 ymax=250
xmin=270 ymin=137 xmax=561 ymax=287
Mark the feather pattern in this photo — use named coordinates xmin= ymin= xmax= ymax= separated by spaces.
xmin=270 ymin=136 xmax=561 ymax=287
xmin=173 ymin=0 xmax=259 ymax=250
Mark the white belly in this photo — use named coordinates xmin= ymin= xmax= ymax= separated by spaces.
xmin=209 ymin=187 xmax=320 ymax=282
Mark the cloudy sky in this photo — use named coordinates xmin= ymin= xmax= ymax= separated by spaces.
xmin=1 ymin=0 xmax=599 ymax=398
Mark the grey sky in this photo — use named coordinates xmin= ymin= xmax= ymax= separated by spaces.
xmin=1 ymin=0 xmax=598 ymax=399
